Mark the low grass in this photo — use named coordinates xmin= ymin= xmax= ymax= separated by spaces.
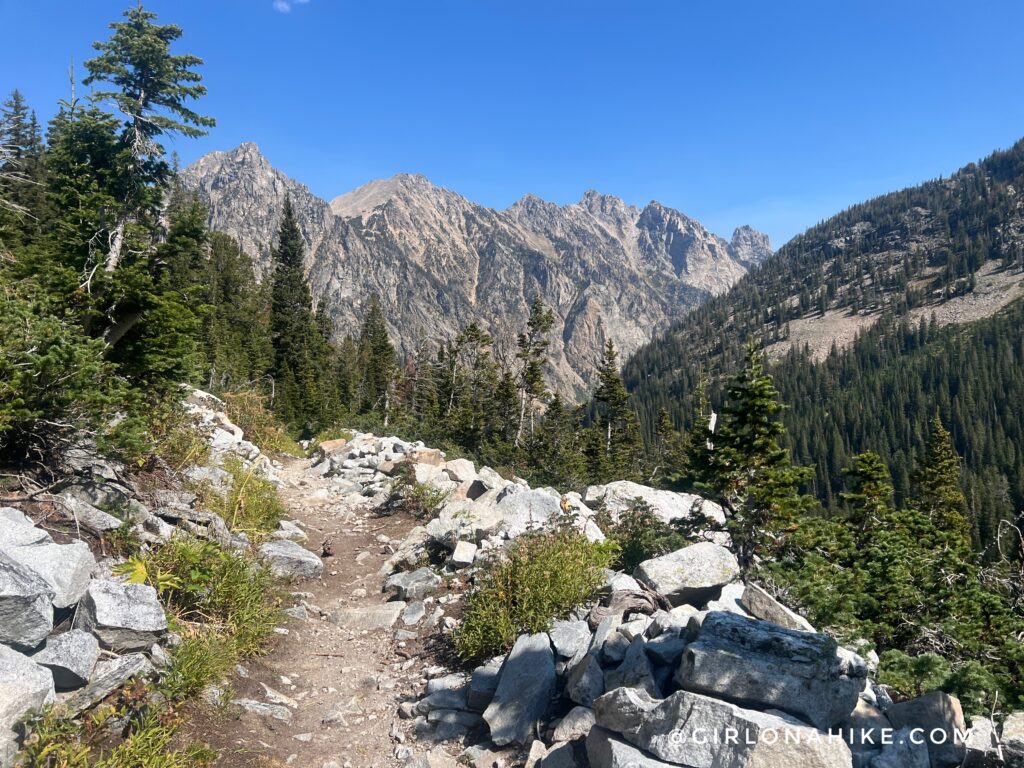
xmin=453 ymin=526 xmax=617 ymax=663
xmin=199 ymin=455 xmax=284 ymax=536
xmin=221 ymin=390 xmax=303 ymax=458
xmin=17 ymin=683 xmax=216 ymax=768
xmin=115 ymin=534 xmax=281 ymax=699
xmin=148 ymin=406 xmax=211 ymax=473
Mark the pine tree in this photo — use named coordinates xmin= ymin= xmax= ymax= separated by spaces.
xmin=514 ymin=297 xmax=554 ymax=445
xmin=591 ymin=339 xmax=644 ymax=481
xmin=357 ymin=296 xmax=398 ymax=423
xmin=913 ymin=416 xmax=972 ymax=549
xmin=700 ymin=344 xmax=813 ymax=572
xmin=83 ymin=4 xmax=215 ymax=272
xmin=269 ymin=199 xmax=331 ymax=432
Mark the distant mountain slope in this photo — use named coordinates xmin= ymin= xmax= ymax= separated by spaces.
xmin=624 ymin=137 xmax=1024 ymax=538
xmin=182 ymin=143 xmax=769 ymax=394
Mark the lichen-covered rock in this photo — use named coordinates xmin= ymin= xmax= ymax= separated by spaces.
xmin=633 ymin=542 xmax=739 ymax=606
xmin=74 ymin=580 xmax=167 ymax=652
xmin=0 ymin=644 xmax=55 ymax=766
xmin=594 ymin=686 xmax=854 ymax=768
xmin=385 ymin=567 xmax=442 ymax=602
xmin=676 ymin=611 xmax=867 ymax=731
xmin=2 ymin=540 xmax=95 ymax=609
xmin=31 ymin=629 xmax=99 ymax=689
xmin=0 ymin=550 xmax=53 ymax=649
xmin=483 ymin=632 xmax=556 ymax=746
xmin=884 ymin=691 xmax=967 ymax=768
xmin=258 ymin=540 xmax=323 ymax=580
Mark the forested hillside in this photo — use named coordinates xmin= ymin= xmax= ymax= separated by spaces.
xmin=625 ymin=138 xmax=1024 ymax=555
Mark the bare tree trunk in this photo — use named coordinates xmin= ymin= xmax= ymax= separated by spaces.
xmin=514 ymin=389 xmax=527 ymax=447
xmin=104 ymin=215 xmax=128 ymax=273
xmin=102 ymin=311 xmax=142 ymax=347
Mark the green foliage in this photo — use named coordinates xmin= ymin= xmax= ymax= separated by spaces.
xmin=159 ymin=630 xmax=234 ymax=701
xmin=133 ymin=535 xmax=281 ymax=658
xmin=147 ymin=404 xmax=211 ymax=472
xmin=17 ymin=692 xmax=215 ymax=768
xmin=588 ymin=340 xmax=644 ymax=482
xmin=689 ymin=345 xmax=813 ymax=571
xmin=221 ymin=390 xmax=302 ymax=458
xmin=598 ymin=498 xmax=689 ymax=572
xmin=453 ymin=527 xmax=617 ymax=662
xmin=386 ymin=464 xmax=449 ymax=519
xmin=877 ymin=651 xmax=997 ymax=716
xmin=878 ymin=650 xmax=951 ymax=698
xmin=0 ymin=285 xmax=131 ymax=460
xmin=201 ymin=455 xmax=284 ymax=535
xmin=356 ymin=295 xmax=398 ymax=420
xmin=268 ymin=199 xmax=337 ymax=434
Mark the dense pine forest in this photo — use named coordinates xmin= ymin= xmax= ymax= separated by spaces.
xmin=624 ymin=138 xmax=1024 ymax=558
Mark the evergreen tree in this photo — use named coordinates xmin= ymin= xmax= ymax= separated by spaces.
xmin=591 ymin=339 xmax=644 ymax=481
xmin=268 ymin=199 xmax=331 ymax=432
xmin=514 ymin=297 xmax=554 ymax=445
xmin=696 ymin=345 xmax=813 ymax=571
xmin=83 ymin=4 xmax=214 ymax=272
xmin=357 ymin=295 xmax=398 ymax=423
xmin=913 ymin=416 xmax=972 ymax=549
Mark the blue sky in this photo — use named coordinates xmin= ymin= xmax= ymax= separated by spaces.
xmin=2 ymin=1 xmax=1022 ymax=247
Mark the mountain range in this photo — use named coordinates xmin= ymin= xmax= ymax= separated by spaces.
xmin=181 ymin=143 xmax=770 ymax=394
xmin=624 ymin=137 xmax=1024 ymax=530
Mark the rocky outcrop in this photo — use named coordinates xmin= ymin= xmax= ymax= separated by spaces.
xmin=633 ymin=542 xmax=740 ymax=606
xmin=182 ymin=144 xmax=769 ymax=394
xmin=676 ymin=611 xmax=867 ymax=730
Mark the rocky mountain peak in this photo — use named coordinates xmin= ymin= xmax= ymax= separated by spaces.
xmin=183 ymin=144 xmax=767 ymax=393
xmin=730 ymin=224 xmax=773 ymax=267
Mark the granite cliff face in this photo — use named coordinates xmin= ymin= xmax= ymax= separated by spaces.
xmin=182 ymin=143 xmax=769 ymax=395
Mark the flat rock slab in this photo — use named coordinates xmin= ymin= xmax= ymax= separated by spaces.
xmin=332 ymin=602 xmax=406 ymax=631
xmin=740 ymin=583 xmax=815 ymax=632
xmin=74 ymin=579 xmax=167 ymax=652
xmin=484 ymin=632 xmax=556 ymax=746
xmin=60 ymin=653 xmax=153 ymax=715
xmin=0 ymin=550 xmax=54 ymax=649
xmin=259 ymin=540 xmax=324 ymax=580
xmin=31 ymin=629 xmax=99 ymax=689
xmin=634 ymin=542 xmax=739 ymax=607
xmin=676 ymin=611 xmax=866 ymax=731
xmin=594 ymin=686 xmax=853 ymax=768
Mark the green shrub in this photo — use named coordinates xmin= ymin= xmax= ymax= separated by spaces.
xmin=119 ymin=535 xmax=280 ymax=660
xmin=385 ymin=463 xmax=449 ymax=519
xmin=202 ymin=455 xmax=284 ymax=535
xmin=160 ymin=630 xmax=234 ymax=701
xmin=0 ymin=286 xmax=130 ymax=461
xmin=453 ymin=527 xmax=617 ymax=662
xmin=877 ymin=649 xmax=1000 ymax=716
xmin=597 ymin=498 xmax=690 ymax=572
xmin=222 ymin=389 xmax=303 ymax=458
xmin=147 ymin=404 xmax=211 ymax=472
xmin=18 ymin=686 xmax=215 ymax=768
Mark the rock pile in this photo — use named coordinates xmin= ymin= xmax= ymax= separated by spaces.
xmin=0 ymin=388 xmax=320 ymax=767
xmin=356 ymin=437 xmax=1020 ymax=768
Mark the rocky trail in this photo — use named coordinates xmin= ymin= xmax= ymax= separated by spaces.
xmin=189 ymin=454 xmax=428 ymax=768
xmin=3 ymin=390 xmax=1022 ymax=768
